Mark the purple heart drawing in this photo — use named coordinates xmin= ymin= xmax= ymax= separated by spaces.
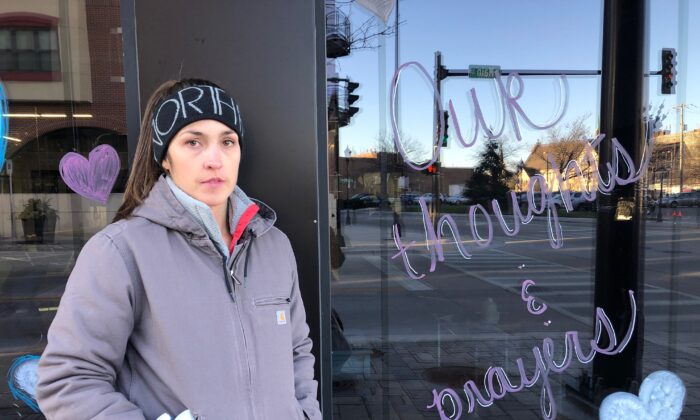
xmin=59 ymin=144 xmax=120 ymax=204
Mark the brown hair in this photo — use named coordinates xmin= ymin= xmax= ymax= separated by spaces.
xmin=113 ymin=78 xmax=223 ymax=222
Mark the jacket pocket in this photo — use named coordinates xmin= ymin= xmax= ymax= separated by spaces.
xmin=254 ymin=296 xmax=291 ymax=306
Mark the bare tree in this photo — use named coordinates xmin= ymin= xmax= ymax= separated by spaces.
xmin=537 ymin=113 xmax=592 ymax=170
xmin=333 ymin=0 xmax=403 ymax=52
xmin=492 ymin=136 xmax=528 ymax=172
xmin=373 ymin=131 xmax=427 ymax=162
xmin=349 ymin=17 xmax=401 ymax=51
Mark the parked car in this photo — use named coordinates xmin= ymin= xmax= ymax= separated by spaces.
xmin=419 ymin=193 xmax=445 ymax=204
xmin=358 ymin=194 xmax=380 ymax=207
xmin=400 ymin=193 xmax=419 ymax=205
xmin=549 ymin=193 xmax=564 ymax=208
xmin=658 ymin=194 xmax=674 ymax=208
xmin=569 ymin=192 xmax=594 ymax=210
xmin=445 ymin=194 xmax=469 ymax=205
xmin=660 ymin=191 xmax=700 ymax=208
xmin=347 ymin=193 xmax=380 ymax=208
xmin=688 ymin=191 xmax=700 ymax=206
xmin=547 ymin=192 xmax=591 ymax=211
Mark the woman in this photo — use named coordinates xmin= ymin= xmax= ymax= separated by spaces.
xmin=36 ymin=79 xmax=321 ymax=419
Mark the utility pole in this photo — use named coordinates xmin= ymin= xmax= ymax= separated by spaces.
xmin=673 ymin=103 xmax=696 ymax=192
xmin=432 ymin=51 xmax=443 ymax=226
xmin=675 ymin=104 xmax=685 ymax=192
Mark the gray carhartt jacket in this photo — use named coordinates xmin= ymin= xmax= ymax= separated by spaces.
xmin=36 ymin=176 xmax=321 ymax=420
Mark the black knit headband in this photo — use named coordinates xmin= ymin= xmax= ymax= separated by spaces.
xmin=151 ymin=84 xmax=244 ymax=164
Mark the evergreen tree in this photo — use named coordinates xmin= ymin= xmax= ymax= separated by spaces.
xmin=466 ymin=141 xmax=511 ymax=206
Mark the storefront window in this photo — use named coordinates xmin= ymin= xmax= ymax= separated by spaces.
xmin=0 ymin=1 xmax=127 ymax=416
xmin=327 ymin=0 xmax=699 ymax=418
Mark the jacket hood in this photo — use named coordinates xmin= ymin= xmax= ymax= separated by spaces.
xmin=132 ymin=175 xmax=276 ymax=241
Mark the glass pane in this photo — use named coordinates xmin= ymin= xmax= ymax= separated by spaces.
xmin=0 ymin=3 xmax=129 ymax=417
xmin=38 ymin=51 xmax=59 ymax=72
xmin=36 ymin=29 xmax=58 ymax=51
xmin=0 ymin=29 xmax=10 ymax=49
xmin=37 ymin=30 xmax=51 ymax=50
xmin=49 ymin=29 xmax=58 ymax=51
xmin=0 ymin=51 xmax=14 ymax=71
xmin=14 ymin=30 xmax=34 ymax=50
xmin=642 ymin=1 xmax=700 ymax=419
xmin=17 ymin=51 xmax=37 ymax=71
xmin=50 ymin=51 xmax=60 ymax=71
xmin=327 ymin=0 xmax=699 ymax=418
xmin=39 ymin=51 xmax=51 ymax=71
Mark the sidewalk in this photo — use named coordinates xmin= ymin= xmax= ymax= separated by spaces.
xmin=332 ymin=333 xmax=700 ymax=419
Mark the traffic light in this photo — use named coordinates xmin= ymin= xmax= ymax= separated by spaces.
xmin=442 ymin=111 xmax=449 ymax=147
xmin=347 ymin=81 xmax=360 ymax=118
xmin=423 ymin=163 xmax=439 ymax=175
xmin=661 ymin=48 xmax=677 ymax=95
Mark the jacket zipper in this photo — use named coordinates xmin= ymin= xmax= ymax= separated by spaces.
xmin=229 ymin=238 xmax=251 ymax=287
xmin=231 ymin=293 xmax=257 ymax=419
xmin=225 ymin=237 xmax=258 ymax=419
xmin=222 ymin=261 xmax=236 ymax=301
xmin=223 ymin=238 xmax=251 ymax=302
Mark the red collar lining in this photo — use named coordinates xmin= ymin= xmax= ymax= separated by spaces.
xmin=229 ymin=203 xmax=260 ymax=254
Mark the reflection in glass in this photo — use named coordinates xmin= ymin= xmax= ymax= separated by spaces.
xmin=0 ymin=1 xmax=127 ymax=416
xmin=14 ymin=30 xmax=34 ymax=50
xmin=327 ymin=0 xmax=699 ymax=418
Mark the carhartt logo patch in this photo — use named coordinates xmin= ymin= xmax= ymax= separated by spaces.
xmin=276 ymin=310 xmax=287 ymax=325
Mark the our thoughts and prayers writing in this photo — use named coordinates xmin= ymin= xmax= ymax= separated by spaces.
xmin=388 ymin=61 xmax=656 ymax=419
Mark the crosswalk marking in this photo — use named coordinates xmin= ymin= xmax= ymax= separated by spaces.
xmin=432 ymin=247 xmax=700 ymax=326
xmin=341 ymin=242 xmax=700 ymax=327
xmin=336 ymin=254 xmax=434 ymax=291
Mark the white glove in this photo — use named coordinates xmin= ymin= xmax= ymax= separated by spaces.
xmin=156 ymin=410 xmax=194 ymax=420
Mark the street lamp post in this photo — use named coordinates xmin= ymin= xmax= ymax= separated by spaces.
xmin=345 ymin=146 xmax=352 ymax=225
xmin=516 ymin=160 xmax=525 ymax=209
xmin=657 ymin=172 xmax=664 ymax=222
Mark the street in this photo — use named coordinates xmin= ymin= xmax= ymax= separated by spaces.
xmin=331 ymin=207 xmax=700 ymax=419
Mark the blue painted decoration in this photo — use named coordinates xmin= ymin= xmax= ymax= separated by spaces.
xmin=0 ymin=81 xmax=8 ymax=172
xmin=7 ymin=355 xmax=41 ymax=412
xmin=599 ymin=370 xmax=686 ymax=420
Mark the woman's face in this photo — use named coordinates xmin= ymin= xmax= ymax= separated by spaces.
xmin=162 ymin=119 xmax=240 ymax=211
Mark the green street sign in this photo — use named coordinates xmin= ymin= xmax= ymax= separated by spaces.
xmin=468 ymin=65 xmax=501 ymax=79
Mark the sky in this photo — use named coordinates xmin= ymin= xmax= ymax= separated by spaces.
xmin=331 ymin=0 xmax=700 ymax=168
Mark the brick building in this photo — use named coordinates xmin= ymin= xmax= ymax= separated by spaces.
xmin=1 ymin=0 xmax=127 ymax=194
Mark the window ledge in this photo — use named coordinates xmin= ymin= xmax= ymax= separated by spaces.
xmin=0 ymin=71 xmax=62 ymax=82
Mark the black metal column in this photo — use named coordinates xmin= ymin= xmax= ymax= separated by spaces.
xmin=133 ymin=0 xmax=327 ymax=414
xmin=593 ymin=0 xmax=646 ymax=395
xmin=119 ymin=0 xmax=140 ymax=168
xmin=314 ymin=1 xmax=332 ymax=417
